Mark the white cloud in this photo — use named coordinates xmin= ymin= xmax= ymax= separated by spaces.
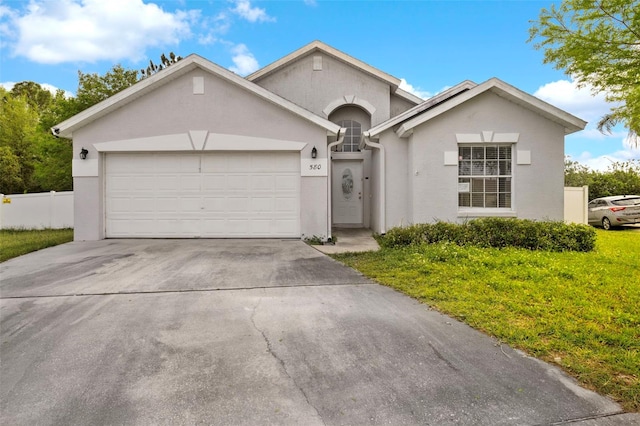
xmin=533 ymin=79 xmax=616 ymax=124
xmin=399 ymin=78 xmax=432 ymax=100
xmin=303 ymin=0 xmax=317 ymax=6
xmin=231 ymin=0 xmax=275 ymax=23
xmin=197 ymin=12 xmax=232 ymax=45
xmin=1 ymin=81 xmax=73 ymax=97
xmin=228 ymin=44 xmax=259 ymax=76
xmin=4 ymin=0 xmax=198 ymax=64
xmin=574 ymin=149 xmax=640 ymax=171
xmin=567 ymin=134 xmax=640 ymax=171
xmin=538 ymin=78 xmax=639 ymax=171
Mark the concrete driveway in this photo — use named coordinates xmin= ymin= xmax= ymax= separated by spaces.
xmin=0 ymin=240 xmax=636 ymax=425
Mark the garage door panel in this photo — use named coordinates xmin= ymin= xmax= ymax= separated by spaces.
xmin=226 ymin=175 xmax=250 ymax=191
xmin=180 ymin=175 xmax=201 ymax=191
xmin=109 ymin=197 xmax=134 ymax=213
xmin=276 ymin=175 xmax=298 ymax=190
xmin=274 ymin=219 xmax=298 ymax=234
xmin=226 ymin=219 xmax=251 ymax=235
xmin=157 ymin=176 xmax=180 ymax=190
xmin=110 ymin=176 xmax=132 ymax=191
xmin=156 ymin=197 xmax=180 ymax=212
xmin=156 ymin=155 xmax=199 ymax=173
xmin=203 ymin=197 xmax=226 ymax=212
xmin=131 ymin=177 xmax=154 ymax=191
xmin=202 ymin=219 xmax=226 ymax=235
xmin=131 ymin=198 xmax=155 ymax=212
xmin=106 ymin=152 xmax=300 ymax=238
xmin=252 ymin=197 xmax=274 ymax=212
xmin=252 ymin=175 xmax=275 ymax=190
xmin=251 ymin=220 xmax=274 ymax=234
xmin=227 ymin=197 xmax=250 ymax=212
xmin=179 ymin=197 xmax=202 ymax=212
xmin=276 ymin=197 xmax=297 ymax=213
xmin=201 ymin=155 xmax=227 ymax=172
xmin=202 ymin=175 xmax=226 ymax=190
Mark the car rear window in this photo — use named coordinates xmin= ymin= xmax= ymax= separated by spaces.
xmin=611 ymin=197 xmax=640 ymax=206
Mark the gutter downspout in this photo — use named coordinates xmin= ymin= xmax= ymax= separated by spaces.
xmin=327 ymin=128 xmax=347 ymax=241
xmin=361 ymin=132 xmax=386 ymax=234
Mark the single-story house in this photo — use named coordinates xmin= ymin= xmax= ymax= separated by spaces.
xmin=54 ymin=41 xmax=586 ymax=241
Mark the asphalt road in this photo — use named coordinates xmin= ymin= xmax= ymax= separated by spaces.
xmin=1 ymin=239 xmax=636 ymax=425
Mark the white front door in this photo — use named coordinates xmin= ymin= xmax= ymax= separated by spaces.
xmin=332 ymin=160 xmax=363 ymax=225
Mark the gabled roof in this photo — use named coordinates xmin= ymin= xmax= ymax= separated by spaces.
xmin=247 ymin=40 xmax=402 ymax=90
xmin=395 ymin=78 xmax=587 ymax=138
xmin=53 ymin=54 xmax=341 ymax=138
xmin=393 ymin=87 xmax=425 ymax=105
xmin=368 ymin=80 xmax=477 ymax=138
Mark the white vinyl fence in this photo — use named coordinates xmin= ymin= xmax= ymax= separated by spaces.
xmin=0 ymin=188 xmax=588 ymax=230
xmin=564 ymin=186 xmax=589 ymax=225
xmin=1 ymin=191 xmax=74 ymax=229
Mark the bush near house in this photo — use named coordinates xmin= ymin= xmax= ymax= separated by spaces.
xmin=378 ymin=218 xmax=596 ymax=252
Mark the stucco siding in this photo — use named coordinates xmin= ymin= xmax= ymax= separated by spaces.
xmin=407 ymin=91 xmax=566 ymax=224
xmin=71 ymin=69 xmax=331 ymax=241
xmin=390 ymin=94 xmax=419 ymax=118
xmin=73 ymin=176 xmax=103 ymax=241
xmin=253 ymin=53 xmax=392 ymax=126
xmin=379 ymin=132 xmax=410 ymax=230
xmin=301 ymin=176 xmax=329 ymax=240
xmin=73 ymin=69 xmax=326 ymax=153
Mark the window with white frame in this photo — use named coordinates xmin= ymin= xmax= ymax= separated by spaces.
xmin=458 ymin=145 xmax=512 ymax=209
xmin=335 ymin=120 xmax=362 ymax=152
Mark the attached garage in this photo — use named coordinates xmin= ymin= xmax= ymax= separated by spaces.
xmin=105 ymin=152 xmax=300 ymax=238
xmin=55 ymin=54 xmax=341 ymax=241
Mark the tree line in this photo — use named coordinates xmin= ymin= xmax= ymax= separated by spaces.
xmin=0 ymin=54 xmax=180 ymax=194
xmin=565 ymin=159 xmax=640 ymax=199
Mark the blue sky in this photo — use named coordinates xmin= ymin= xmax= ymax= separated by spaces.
xmin=1 ymin=0 xmax=637 ymax=170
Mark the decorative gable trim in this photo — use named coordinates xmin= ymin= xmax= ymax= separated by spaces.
xmin=93 ymin=132 xmax=307 ymax=152
xmin=456 ymin=132 xmax=519 ymax=143
xmin=322 ymin=95 xmax=377 ymax=117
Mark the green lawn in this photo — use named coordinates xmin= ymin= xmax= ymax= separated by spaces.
xmin=0 ymin=228 xmax=74 ymax=263
xmin=333 ymin=229 xmax=640 ymax=412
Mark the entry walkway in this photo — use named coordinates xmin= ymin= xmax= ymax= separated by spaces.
xmin=313 ymin=228 xmax=380 ymax=254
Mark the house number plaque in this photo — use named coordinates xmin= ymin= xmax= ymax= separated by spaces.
xmin=301 ymin=159 xmax=328 ymax=176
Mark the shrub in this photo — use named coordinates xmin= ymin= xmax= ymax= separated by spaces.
xmin=378 ymin=218 xmax=596 ymax=252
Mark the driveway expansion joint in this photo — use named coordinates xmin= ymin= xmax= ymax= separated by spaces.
xmin=0 ymin=282 xmax=377 ymax=300
xmin=249 ymin=296 xmax=326 ymax=425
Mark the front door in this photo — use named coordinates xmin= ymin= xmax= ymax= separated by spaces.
xmin=332 ymin=160 xmax=363 ymax=225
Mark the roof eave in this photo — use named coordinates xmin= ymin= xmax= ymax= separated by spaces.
xmin=247 ymin=40 xmax=402 ymax=89
xmin=393 ymin=88 xmax=424 ymax=105
xmin=54 ymin=56 xmax=203 ymax=138
xmin=396 ymin=78 xmax=587 ymax=138
xmin=370 ymin=80 xmax=478 ymax=138
xmin=54 ymin=53 xmax=341 ymax=138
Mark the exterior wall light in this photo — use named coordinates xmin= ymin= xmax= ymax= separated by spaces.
xmin=79 ymin=148 xmax=89 ymax=160
xmin=311 ymin=146 xmax=317 ymax=159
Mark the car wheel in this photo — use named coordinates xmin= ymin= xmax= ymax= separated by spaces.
xmin=602 ymin=217 xmax=612 ymax=230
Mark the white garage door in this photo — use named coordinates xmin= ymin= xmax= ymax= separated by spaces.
xmin=106 ymin=152 xmax=300 ymax=238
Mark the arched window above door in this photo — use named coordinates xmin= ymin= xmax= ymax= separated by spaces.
xmin=336 ymin=120 xmax=362 ymax=152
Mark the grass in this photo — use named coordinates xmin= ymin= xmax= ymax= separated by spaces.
xmin=0 ymin=228 xmax=74 ymax=263
xmin=333 ymin=229 xmax=640 ymax=412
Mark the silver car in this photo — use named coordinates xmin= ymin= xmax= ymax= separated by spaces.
xmin=588 ymin=195 xmax=640 ymax=230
